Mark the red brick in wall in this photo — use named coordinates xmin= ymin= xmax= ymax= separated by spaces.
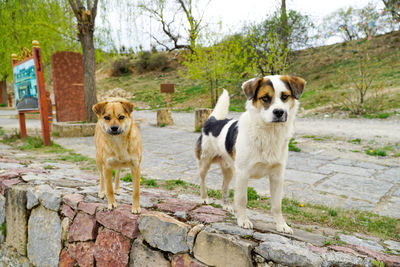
xmin=52 ymin=52 xmax=86 ymax=122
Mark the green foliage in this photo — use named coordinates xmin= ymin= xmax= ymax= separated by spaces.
xmin=289 ymin=138 xmax=301 ymax=152
xmin=141 ymin=178 xmax=158 ymax=187
xmin=121 ymin=173 xmax=132 ymax=182
xmin=372 ymin=259 xmax=385 ymax=267
xmin=329 ymin=209 xmax=338 ymax=217
xmin=111 ymin=57 xmax=132 ymax=76
xmin=134 ymin=51 xmax=169 ymax=73
xmin=0 ymin=0 xmax=78 ymax=81
xmin=247 ymin=187 xmax=260 ymax=201
xmin=0 ymin=127 xmax=4 ymax=136
xmin=0 ymin=222 xmax=6 ymax=237
xmin=348 ymin=138 xmax=361 ymax=144
xmin=165 ymin=179 xmax=188 ymax=190
xmin=366 ymin=149 xmax=387 ymax=157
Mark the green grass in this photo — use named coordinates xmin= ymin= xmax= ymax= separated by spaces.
xmin=366 ymin=149 xmax=387 ymax=157
xmin=141 ymin=178 xmax=159 ymax=187
xmin=121 ymin=173 xmax=132 ymax=182
xmin=165 ymin=179 xmax=188 ymax=190
xmin=0 ymin=222 xmax=6 ymax=237
xmin=0 ymin=127 xmax=4 ymax=136
xmin=362 ymin=112 xmax=390 ymax=119
xmin=348 ymin=138 xmax=362 ymax=144
xmin=288 ymin=138 xmax=301 ymax=152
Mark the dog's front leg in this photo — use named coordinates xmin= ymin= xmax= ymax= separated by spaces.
xmin=104 ymin=168 xmax=117 ymax=209
xmin=131 ymin=162 xmax=141 ymax=214
xmin=234 ymin=170 xmax=253 ymax=229
xmin=114 ymin=168 xmax=121 ymax=195
xmin=270 ymin=171 xmax=293 ymax=234
xmin=96 ymin=159 xmax=105 ymax=198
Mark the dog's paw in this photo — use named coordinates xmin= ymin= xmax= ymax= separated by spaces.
xmin=276 ymin=223 xmax=293 ymax=234
xmin=115 ymin=189 xmax=120 ymax=195
xmin=107 ymin=201 xmax=117 ymax=210
xmin=223 ymin=204 xmax=234 ymax=213
xmin=131 ymin=206 xmax=141 ymax=214
xmin=237 ymin=217 xmax=253 ymax=229
xmin=98 ymin=191 xmax=105 ymax=198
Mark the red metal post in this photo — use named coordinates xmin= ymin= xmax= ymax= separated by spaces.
xmin=32 ymin=41 xmax=51 ymax=146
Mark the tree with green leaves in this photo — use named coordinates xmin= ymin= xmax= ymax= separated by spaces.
xmin=0 ymin=0 xmax=76 ymax=105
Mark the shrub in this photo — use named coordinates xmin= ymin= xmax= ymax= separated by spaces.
xmin=134 ymin=51 xmax=169 ymax=73
xmin=111 ymin=58 xmax=132 ymax=76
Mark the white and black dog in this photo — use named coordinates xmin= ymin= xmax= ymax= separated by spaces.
xmin=195 ymin=75 xmax=305 ymax=233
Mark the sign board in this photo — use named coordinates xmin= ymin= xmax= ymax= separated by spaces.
xmin=160 ymin=83 xmax=175 ymax=93
xmin=13 ymin=58 xmax=39 ymax=110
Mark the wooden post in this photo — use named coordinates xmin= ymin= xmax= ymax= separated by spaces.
xmin=195 ymin=108 xmax=212 ymax=132
xmin=18 ymin=111 xmax=27 ymax=138
xmin=32 ymin=41 xmax=51 ymax=146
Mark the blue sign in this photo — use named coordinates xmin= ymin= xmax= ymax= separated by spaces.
xmin=13 ymin=58 xmax=39 ymax=110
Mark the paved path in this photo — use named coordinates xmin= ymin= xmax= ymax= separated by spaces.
xmin=50 ymin=111 xmax=400 ymax=219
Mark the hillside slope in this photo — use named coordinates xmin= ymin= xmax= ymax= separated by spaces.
xmin=96 ymin=31 xmax=400 ymax=114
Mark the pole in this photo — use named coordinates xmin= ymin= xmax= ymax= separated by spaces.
xmin=32 ymin=41 xmax=51 ymax=146
xmin=11 ymin=54 xmax=27 ymax=138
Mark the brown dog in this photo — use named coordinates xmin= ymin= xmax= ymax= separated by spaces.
xmin=92 ymin=98 xmax=142 ymax=213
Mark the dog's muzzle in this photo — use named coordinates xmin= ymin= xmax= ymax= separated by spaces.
xmin=107 ymin=125 xmax=122 ymax=135
xmin=272 ymin=109 xmax=287 ymax=122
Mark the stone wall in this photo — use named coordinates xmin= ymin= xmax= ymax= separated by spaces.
xmin=51 ymin=51 xmax=86 ymax=122
xmin=0 ymin=165 xmax=400 ymax=267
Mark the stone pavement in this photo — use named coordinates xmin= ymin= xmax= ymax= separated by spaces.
xmin=0 ymin=142 xmax=400 ymax=266
xmin=51 ymin=111 xmax=400 ymax=219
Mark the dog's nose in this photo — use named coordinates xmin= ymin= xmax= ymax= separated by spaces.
xmin=110 ymin=126 xmax=119 ymax=132
xmin=273 ymin=109 xmax=285 ymax=118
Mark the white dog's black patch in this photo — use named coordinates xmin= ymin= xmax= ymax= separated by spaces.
xmin=225 ymin=120 xmax=238 ymax=156
xmin=203 ymin=116 xmax=232 ymax=137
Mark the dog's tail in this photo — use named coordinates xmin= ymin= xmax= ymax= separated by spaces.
xmin=210 ymin=89 xmax=229 ymax=120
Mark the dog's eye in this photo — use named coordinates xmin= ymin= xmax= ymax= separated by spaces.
xmin=118 ymin=115 xmax=125 ymax=120
xmin=261 ymin=95 xmax=271 ymax=103
xmin=281 ymin=94 xmax=289 ymax=101
xmin=104 ymin=116 xmax=111 ymax=121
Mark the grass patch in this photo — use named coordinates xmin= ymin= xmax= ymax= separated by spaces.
xmin=0 ymin=127 xmax=4 ymax=136
xmin=165 ymin=179 xmax=188 ymax=190
xmin=43 ymin=165 xmax=55 ymax=170
xmin=60 ymin=153 xmax=88 ymax=162
xmin=209 ymin=202 xmax=223 ymax=209
xmin=362 ymin=112 xmax=390 ymax=119
xmin=288 ymin=138 xmax=301 ymax=152
xmin=366 ymin=149 xmax=387 ymax=157
xmin=121 ymin=173 xmax=132 ymax=182
xmin=0 ymin=222 xmax=6 ymax=237
xmin=141 ymin=178 xmax=159 ymax=187
xmin=348 ymin=138 xmax=361 ymax=144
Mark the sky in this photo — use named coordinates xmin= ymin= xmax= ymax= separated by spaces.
xmin=100 ymin=0 xmax=386 ymax=51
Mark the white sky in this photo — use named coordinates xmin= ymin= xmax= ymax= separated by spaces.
xmin=100 ymin=0 xmax=385 ymax=51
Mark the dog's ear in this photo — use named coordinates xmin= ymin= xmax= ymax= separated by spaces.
xmin=92 ymin=101 xmax=107 ymax=116
xmin=242 ymin=78 xmax=263 ymax=100
xmin=120 ymin=100 xmax=135 ymax=114
xmin=280 ymin=75 xmax=306 ymax=100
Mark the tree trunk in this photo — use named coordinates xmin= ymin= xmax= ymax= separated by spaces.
xmin=280 ymin=0 xmax=289 ymax=49
xmin=0 ymin=80 xmax=7 ymax=105
xmin=80 ymin=32 xmax=97 ymax=122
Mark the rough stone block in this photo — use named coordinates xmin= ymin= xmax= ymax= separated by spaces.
xmin=138 ymin=211 xmax=190 ymax=253
xmin=61 ymin=204 xmax=75 ymax=219
xmin=193 ymin=230 xmax=254 ymax=267
xmin=212 ymin=222 xmax=254 ymax=238
xmin=5 ymin=185 xmax=28 ymax=255
xmin=63 ymin=193 xmax=84 ymax=209
xmin=254 ymin=233 xmax=322 ymax=267
xmin=96 ymin=204 xmax=140 ymax=239
xmin=339 ymin=234 xmax=384 ymax=252
xmin=67 ymin=241 xmax=95 ymax=267
xmin=156 ymin=198 xmax=197 ymax=213
xmin=0 ymin=194 xmax=5 ymax=243
xmin=59 ymin=248 xmax=75 ymax=267
xmin=78 ymin=201 xmax=101 ymax=215
xmin=194 ymin=108 xmax=212 ymax=131
xmin=187 ymin=224 xmax=204 ymax=253
xmin=172 ymin=253 xmax=208 ymax=267
xmin=129 ymin=236 xmax=171 ymax=267
xmin=68 ymin=212 xmax=98 ymax=242
xmin=0 ymin=178 xmax=22 ymax=195
xmin=94 ymin=228 xmax=131 ymax=267
xmin=189 ymin=205 xmax=226 ymax=223
xmin=26 ymin=189 xmax=39 ymax=209
xmin=321 ymin=252 xmax=365 ymax=267
xmin=27 ymin=205 xmax=62 ymax=267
